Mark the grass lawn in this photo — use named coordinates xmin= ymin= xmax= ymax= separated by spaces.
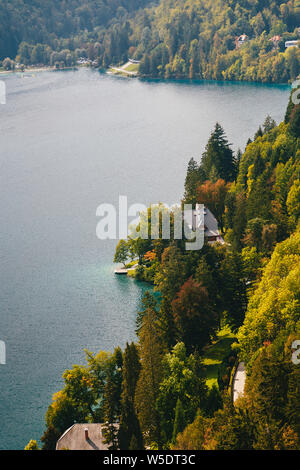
xmin=202 ymin=327 xmax=236 ymax=389
xmin=125 ymin=260 xmax=138 ymax=268
xmin=124 ymin=63 xmax=139 ymax=73
xmin=107 ymin=68 xmax=126 ymax=76
xmin=107 ymin=62 xmax=139 ymax=76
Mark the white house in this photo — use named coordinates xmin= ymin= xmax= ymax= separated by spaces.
xmin=285 ymin=40 xmax=299 ymax=48
xmin=236 ymin=34 xmax=249 ymax=48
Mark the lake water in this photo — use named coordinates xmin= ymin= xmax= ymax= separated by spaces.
xmin=0 ymin=69 xmax=290 ymax=449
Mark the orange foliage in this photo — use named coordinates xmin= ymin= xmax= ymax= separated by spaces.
xmin=144 ymin=250 xmax=156 ymax=262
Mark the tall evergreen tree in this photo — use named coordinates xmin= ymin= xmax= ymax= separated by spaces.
xmin=201 ymin=123 xmax=236 ymax=182
xmin=254 ymin=125 xmax=263 ymax=140
xmin=102 ymin=348 xmax=123 ymax=450
xmin=136 ymin=291 xmax=158 ymax=335
xmin=154 ymin=245 xmax=188 ymax=349
xmin=118 ymin=343 xmax=143 ymax=450
xmin=156 ymin=343 xmax=208 ymax=445
xmin=263 ymin=115 xmax=276 ymax=134
xmin=184 ymin=157 xmax=206 ymax=205
xmin=135 ymin=293 xmax=164 ymax=447
xmin=172 ymin=399 xmax=186 ymax=444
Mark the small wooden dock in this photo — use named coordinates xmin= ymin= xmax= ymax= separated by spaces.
xmin=114 ymin=263 xmax=138 ymax=275
xmin=114 ymin=268 xmax=128 ymax=275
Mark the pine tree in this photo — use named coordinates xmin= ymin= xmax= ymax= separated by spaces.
xmin=263 ymin=115 xmax=276 ymax=133
xmin=219 ymin=250 xmax=247 ymax=330
xmin=154 ymin=245 xmax=187 ymax=349
xmin=254 ymin=125 xmax=263 ymax=140
xmin=103 ymin=375 xmax=120 ymax=450
xmin=231 ymin=192 xmax=247 ymax=250
xmin=201 ymin=123 xmax=236 ymax=182
xmin=172 ymin=399 xmax=186 ymax=443
xmin=288 ymin=104 xmax=300 ymax=138
xmin=135 ymin=294 xmax=164 ymax=447
xmin=118 ymin=343 xmax=143 ymax=450
xmin=235 ymin=148 xmax=242 ymax=169
xmin=183 ymin=157 xmax=206 ymax=205
xmin=156 ymin=343 xmax=208 ymax=445
xmin=136 ymin=291 xmax=158 ymax=335
xmin=285 ymin=347 xmax=300 ymax=436
xmin=119 ymin=396 xmax=143 ymax=450
xmin=245 ymin=345 xmax=289 ymax=424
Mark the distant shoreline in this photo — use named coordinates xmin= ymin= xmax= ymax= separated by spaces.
xmin=0 ymin=66 xmax=78 ymax=75
xmin=0 ymin=65 xmax=292 ymax=88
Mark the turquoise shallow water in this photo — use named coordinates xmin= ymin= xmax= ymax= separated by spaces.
xmin=0 ymin=69 xmax=290 ymax=449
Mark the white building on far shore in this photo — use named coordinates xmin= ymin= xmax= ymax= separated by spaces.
xmin=285 ymin=40 xmax=299 ymax=48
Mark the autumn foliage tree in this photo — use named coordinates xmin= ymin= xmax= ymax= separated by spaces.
xmin=197 ymin=179 xmax=230 ymax=232
xmin=172 ymin=277 xmax=217 ymax=353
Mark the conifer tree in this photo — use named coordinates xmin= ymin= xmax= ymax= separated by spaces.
xmin=103 ymin=376 xmax=120 ymax=450
xmin=254 ymin=125 xmax=263 ymax=140
xmin=154 ymin=245 xmax=187 ymax=349
xmin=135 ymin=293 xmax=164 ymax=447
xmin=263 ymin=115 xmax=276 ymax=133
xmin=136 ymin=291 xmax=158 ymax=335
xmin=245 ymin=345 xmax=289 ymax=424
xmin=288 ymin=104 xmax=300 ymax=138
xmin=172 ymin=399 xmax=186 ymax=444
xmin=201 ymin=123 xmax=236 ymax=182
xmin=184 ymin=157 xmax=206 ymax=205
xmin=119 ymin=396 xmax=143 ymax=450
xmin=118 ymin=343 xmax=143 ymax=450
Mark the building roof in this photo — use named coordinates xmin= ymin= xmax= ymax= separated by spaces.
xmin=285 ymin=40 xmax=299 ymax=47
xmin=56 ymin=423 xmax=116 ymax=450
xmin=184 ymin=205 xmax=225 ymax=244
xmin=270 ymin=35 xmax=281 ymax=42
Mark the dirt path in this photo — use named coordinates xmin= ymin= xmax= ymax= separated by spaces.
xmin=233 ymin=362 xmax=246 ymax=403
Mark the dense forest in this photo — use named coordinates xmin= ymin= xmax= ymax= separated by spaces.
xmin=0 ymin=0 xmax=154 ymax=62
xmin=26 ymin=86 xmax=300 ymax=450
xmin=137 ymin=0 xmax=300 ymax=82
xmin=1 ymin=0 xmax=300 ymax=83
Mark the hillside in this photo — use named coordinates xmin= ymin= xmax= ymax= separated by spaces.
xmin=0 ymin=0 xmax=153 ymax=61
xmin=138 ymin=0 xmax=300 ymax=82
xmin=1 ymin=0 xmax=300 ymax=83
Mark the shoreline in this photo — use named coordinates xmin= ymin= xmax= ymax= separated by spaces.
xmin=0 ymin=66 xmax=77 ymax=76
xmin=0 ymin=65 xmax=293 ymax=87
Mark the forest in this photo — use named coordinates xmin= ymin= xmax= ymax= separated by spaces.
xmin=25 ymin=85 xmax=300 ymax=451
xmin=1 ymin=0 xmax=300 ymax=83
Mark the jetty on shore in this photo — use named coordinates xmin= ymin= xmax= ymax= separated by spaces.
xmin=114 ymin=268 xmax=128 ymax=275
xmin=114 ymin=263 xmax=138 ymax=275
